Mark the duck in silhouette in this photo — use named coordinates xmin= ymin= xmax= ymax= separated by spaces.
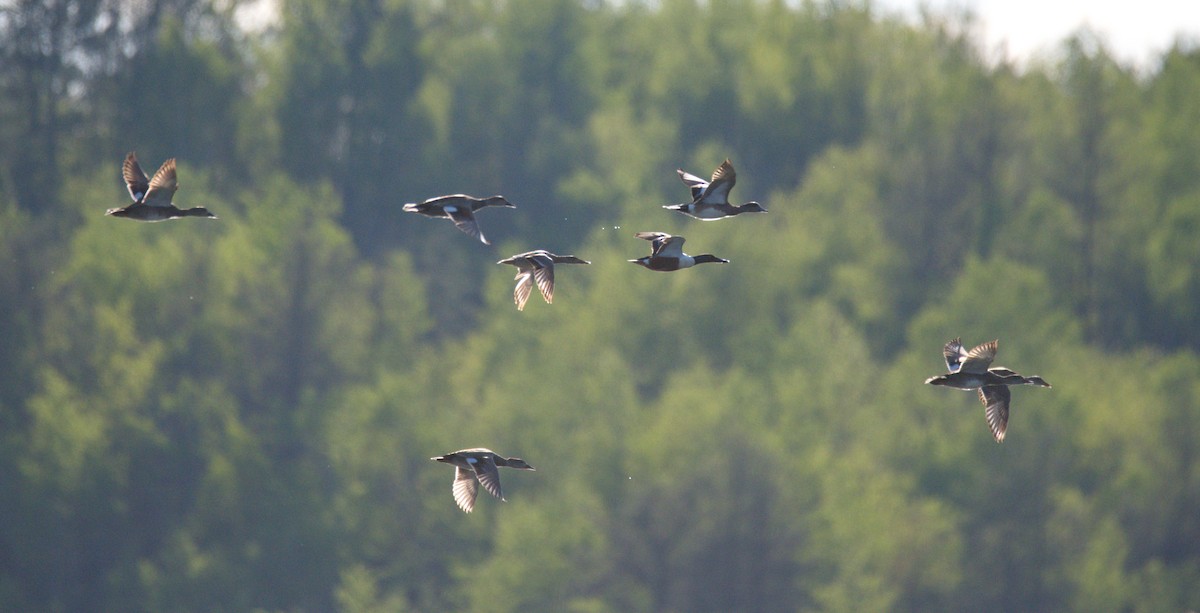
xmin=431 ymin=448 xmax=535 ymax=513
xmin=629 ymin=232 xmax=728 ymax=271
xmin=925 ymin=338 xmax=1051 ymax=442
xmin=106 ymin=152 xmax=217 ymax=221
xmin=402 ymin=194 xmax=514 ymax=244
xmin=664 ymin=159 xmax=766 ymax=220
xmin=497 ymin=250 xmax=590 ymax=311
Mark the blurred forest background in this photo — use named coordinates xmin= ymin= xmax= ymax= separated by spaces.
xmin=2 ymin=0 xmax=1200 ymax=611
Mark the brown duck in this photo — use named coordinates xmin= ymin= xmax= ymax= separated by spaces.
xmin=106 ymin=152 xmax=217 ymax=221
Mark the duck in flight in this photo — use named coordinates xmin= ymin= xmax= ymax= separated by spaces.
xmin=664 ymin=159 xmax=766 ymax=220
xmin=628 ymin=232 xmax=729 ymax=271
xmin=402 ymin=194 xmax=515 ymax=245
xmin=924 ymin=338 xmax=1051 ymax=442
xmin=431 ymin=448 xmax=535 ymax=513
xmin=106 ymin=152 xmax=217 ymax=221
xmin=497 ymin=250 xmax=590 ymax=311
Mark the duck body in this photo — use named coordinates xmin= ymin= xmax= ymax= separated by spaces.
xmin=106 ymin=203 xmax=217 ymax=221
xmin=664 ymin=159 xmax=766 ymax=221
xmin=402 ymin=194 xmax=514 ymax=244
xmin=925 ymin=369 xmax=1050 ymax=390
xmin=629 ymin=253 xmax=729 ymax=271
xmin=107 ymin=153 xmax=217 ymax=221
xmin=628 ymin=231 xmax=729 ymax=272
xmin=431 ymin=448 xmax=535 ymax=513
xmin=924 ymin=338 xmax=1051 ymax=442
xmin=497 ymin=249 xmax=590 ymax=311
xmin=663 ymin=200 xmax=766 ymax=220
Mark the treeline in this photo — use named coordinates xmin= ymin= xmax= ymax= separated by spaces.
xmin=1 ymin=0 xmax=1199 ymax=611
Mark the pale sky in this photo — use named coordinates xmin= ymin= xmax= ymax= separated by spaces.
xmin=237 ymin=0 xmax=1199 ymax=69
xmin=874 ymin=0 xmax=1200 ymax=68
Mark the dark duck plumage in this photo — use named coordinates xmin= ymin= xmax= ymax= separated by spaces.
xmin=431 ymin=448 xmax=535 ymax=513
xmin=925 ymin=338 xmax=1051 ymax=442
xmin=106 ymin=153 xmax=217 ymax=221
xmin=497 ymin=250 xmax=590 ymax=311
xmin=628 ymin=232 xmax=728 ymax=271
xmin=402 ymin=194 xmax=515 ymax=245
xmin=663 ymin=159 xmax=766 ymax=220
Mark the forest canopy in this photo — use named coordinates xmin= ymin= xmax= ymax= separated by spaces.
xmin=1 ymin=0 xmax=1199 ymax=611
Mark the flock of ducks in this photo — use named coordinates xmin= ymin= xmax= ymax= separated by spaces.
xmin=399 ymin=158 xmax=756 ymax=310
xmin=109 ymin=152 xmax=1052 ymax=512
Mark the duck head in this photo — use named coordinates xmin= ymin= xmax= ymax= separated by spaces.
xmin=739 ymin=201 xmax=767 ymax=213
xmin=483 ymin=196 xmax=516 ymax=208
xmin=181 ymin=207 xmax=218 ymax=219
xmin=1024 ymin=375 xmax=1051 ymax=388
xmin=500 ymin=457 xmax=536 ymax=471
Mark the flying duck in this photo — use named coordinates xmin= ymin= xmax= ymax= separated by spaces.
xmin=663 ymin=159 xmax=766 ymax=220
xmin=628 ymin=232 xmax=729 ymax=271
xmin=431 ymin=448 xmax=535 ymax=513
xmin=924 ymin=338 xmax=1051 ymax=442
xmin=106 ymin=152 xmax=217 ymax=221
xmin=497 ymin=250 xmax=590 ymax=311
xmin=402 ymin=194 xmax=515 ymax=244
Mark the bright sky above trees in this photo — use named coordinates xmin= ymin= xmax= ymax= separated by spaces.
xmin=876 ymin=0 xmax=1200 ymax=67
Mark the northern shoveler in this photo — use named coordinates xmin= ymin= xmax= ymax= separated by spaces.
xmin=629 ymin=232 xmax=729 ymax=271
xmin=664 ymin=159 xmax=766 ymax=220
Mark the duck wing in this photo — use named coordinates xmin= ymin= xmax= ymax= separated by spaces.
xmin=452 ymin=467 xmax=479 ymax=513
xmin=942 ymin=338 xmax=968 ymax=372
xmin=698 ymin=159 xmax=736 ymax=204
xmin=529 ymin=253 xmax=556 ymax=304
xmin=472 ymin=457 xmax=505 ymax=501
xmin=959 ymin=340 xmax=998 ymax=373
xmin=142 ymin=158 xmax=179 ymax=207
xmin=445 ymin=206 xmax=488 ymax=244
xmin=677 ymin=169 xmax=710 ymax=201
xmin=978 ymin=385 xmax=1010 ymax=443
xmin=634 ymin=232 xmax=672 ymax=255
xmin=634 ymin=232 xmax=684 ymax=257
xmin=654 ymin=235 xmax=686 ymax=257
xmin=512 ymin=269 xmax=535 ymax=311
xmin=122 ymin=152 xmax=150 ymax=202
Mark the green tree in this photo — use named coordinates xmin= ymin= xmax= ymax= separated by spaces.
xmin=272 ymin=0 xmax=428 ymax=249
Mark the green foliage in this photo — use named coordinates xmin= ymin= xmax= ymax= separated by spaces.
xmin=804 ymin=448 xmax=962 ymax=612
xmin=461 ymin=492 xmax=618 ymax=613
xmin=2 ymin=2 xmax=1200 ymax=612
xmin=1045 ymin=487 xmax=1131 ymax=612
xmin=335 ymin=564 xmax=411 ymax=613
xmin=115 ymin=16 xmax=246 ymax=171
xmin=1146 ymin=190 xmax=1200 ymax=334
